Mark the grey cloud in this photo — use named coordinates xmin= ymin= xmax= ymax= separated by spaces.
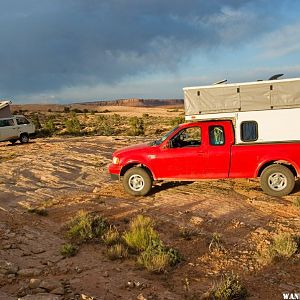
xmin=0 ymin=0 xmax=284 ymax=98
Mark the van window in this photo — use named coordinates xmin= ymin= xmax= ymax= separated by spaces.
xmin=16 ymin=117 xmax=30 ymax=125
xmin=0 ymin=119 xmax=14 ymax=127
xmin=209 ymin=126 xmax=225 ymax=145
xmin=241 ymin=121 xmax=258 ymax=142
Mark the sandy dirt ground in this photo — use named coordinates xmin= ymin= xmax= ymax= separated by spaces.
xmin=0 ymin=136 xmax=299 ymax=300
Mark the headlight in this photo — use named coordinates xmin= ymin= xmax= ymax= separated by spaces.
xmin=112 ymin=156 xmax=119 ymax=165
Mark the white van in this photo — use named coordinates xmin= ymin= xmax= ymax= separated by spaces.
xmin=0 ymin=115 xmax=35 ymax=144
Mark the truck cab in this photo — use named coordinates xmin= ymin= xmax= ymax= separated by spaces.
xmin=109 ymin=120 xmax=235 ymax=194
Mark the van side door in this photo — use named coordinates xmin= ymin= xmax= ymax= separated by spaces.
xmin=0 ymin=118 xmax=19 ymax=141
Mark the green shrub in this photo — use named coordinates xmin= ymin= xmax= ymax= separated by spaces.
xmin=60 ymin=243 xmax=78 ymax=257
xmin=107 ymin=243 xmax=128 ymax=260
xmin=67 ymin=211 xmax=108 ymax=241
xmin=64 ymin=115 xmax=81 ymax=135
xmin=213 ymin=273 xmax=247 ymax=300
xmin=43 ymin=118 xmax=56 ymax=135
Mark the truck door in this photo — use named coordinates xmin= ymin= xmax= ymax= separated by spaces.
xmin=154 ymin=125 xmax=206 ymax=179
xmin=205 ymin=123 xmax=232 ymax=178
xmin=0 ymin=118 xmax=19 ymax=141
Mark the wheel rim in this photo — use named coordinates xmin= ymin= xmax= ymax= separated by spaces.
xmin=268 ymin=172 xmax=288 ymax=191
xmin=128 ymin=174 xmax=145 ymax=192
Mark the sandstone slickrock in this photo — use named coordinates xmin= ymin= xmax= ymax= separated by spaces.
xmin=0 ymin=260 xmax=18 ymax=274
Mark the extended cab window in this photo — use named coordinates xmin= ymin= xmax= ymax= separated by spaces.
xmin=16 ymin=117 xmax=30 ymax=125
xmin=0 ymin=119 xmax=14 ymax=127
xmin=209 ymin=126 xmax=225 ymax=145
xmin=241 ymin=121 xmax=258 ymax=142
xmin=170 ymin=126 xmax=201 ymax=148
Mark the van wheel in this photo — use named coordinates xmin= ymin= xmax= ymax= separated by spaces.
xmin=260 ymin=165 xmax=295 ymax=197
xmin=123 ymin=167 xmax=153 ymax=196
xmin=20 ymin=133 xmax=29 ymax=144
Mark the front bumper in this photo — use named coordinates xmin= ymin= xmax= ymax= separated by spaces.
xmin=110 ymin=173 xmax=119 ymax=181
xmin=108 ymin=163 xmax=121 ymax=181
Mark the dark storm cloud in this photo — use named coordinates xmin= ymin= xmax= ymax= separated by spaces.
xmin=0 ymin=0 xmax=277 ymax=96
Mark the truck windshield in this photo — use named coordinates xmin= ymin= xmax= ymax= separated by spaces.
xmin=149 ymin=126 xmax=179 ymax=146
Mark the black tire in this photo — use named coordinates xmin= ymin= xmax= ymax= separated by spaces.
xmin=260 ymin=164 xmax=295 ymax=197
xmin=9 ymin=139 xmax=17 ymax=145
xmin=20 ymin=133 xmax=29 ymax=144
xmin=123 ymin=167 xmax=153 ymax=196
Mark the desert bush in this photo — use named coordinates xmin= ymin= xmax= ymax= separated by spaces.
xmin=259 ymin=233 xmax=299 ymax=263
xmin=64 ymin=114 xmax=82 ymax=135
xmin=63 ymin=106 xmax=70 ymax=113
xmin=60 ymin=243 xmax=78 ymax=257
xmin=213 ymin=273 xmax=247 ymax=300
xmin=107 ymin=243 xmax=129 ymax=260
xmin=123 ymin=215 xmax=159 ymax=252
xmin=269 ymin=233 xmax=298 ymax=259
xmin=67 ymin=210 xmax=108 ymax=241
xmin=43 ymin=117 xmax=56 ymax=135
xmin=102 ymin=226 xmax=120 ymax=246
xmin=128 ymin=116 xmax=144 ymax=136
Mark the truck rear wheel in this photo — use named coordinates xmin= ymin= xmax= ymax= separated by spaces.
xmin=260 ymin=164 xmax=295 ymax=197
xmin=123 ymin=167 xmax=153 ymax=196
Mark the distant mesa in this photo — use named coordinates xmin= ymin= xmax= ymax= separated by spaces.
xmin=75 ymin=98 xmax=184 ymax=107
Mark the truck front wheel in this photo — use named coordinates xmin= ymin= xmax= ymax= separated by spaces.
xmin=260 ymin=164 xmax=295 ymax=197
xmin=123 ymin=167 xmax=153 ymax=196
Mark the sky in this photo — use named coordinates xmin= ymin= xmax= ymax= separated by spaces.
xmin=0 ymin=0 xmax=300 ymax=104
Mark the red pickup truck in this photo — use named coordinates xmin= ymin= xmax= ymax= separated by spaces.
xmin=109 ymin=120 xmax=300 ymax=197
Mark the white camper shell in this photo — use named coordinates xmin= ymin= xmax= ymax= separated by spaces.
xmin=0 ymin=101 xmax=35 ymax=144
xmin=183 ymin=78 xmax=300 ymax=145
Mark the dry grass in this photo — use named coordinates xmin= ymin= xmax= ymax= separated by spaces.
xmin=107 ymin=243 xmax=129 ymax=260
xmin=123 ymin=215 xmax=159 ymax=252
xmin=102 ymin=225 xmax=120 ymax=246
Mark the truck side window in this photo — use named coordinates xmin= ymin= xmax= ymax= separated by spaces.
xmin=170 ymin=126 xmax=201 ymax=148
xmin=241 ymin=121 xmax=258 ymax=142
xmin=209 ymin=126 xmax=225 ymax=145
xmin=16 ymin=117 xmax=30 ymax=125
xmin=0 ymin=119 xmax=14 ymax=127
